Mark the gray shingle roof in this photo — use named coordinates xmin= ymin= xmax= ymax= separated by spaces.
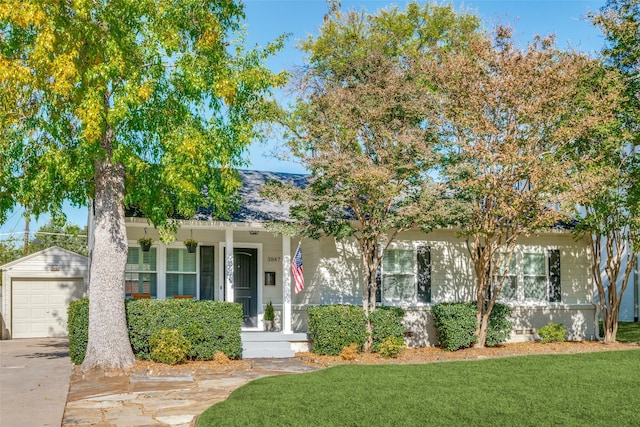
xmin=192 ymin=170 xmax=307 ymax=223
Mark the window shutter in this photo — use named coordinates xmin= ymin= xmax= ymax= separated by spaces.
xmin=548 ymin=249 xmax=561 ymax=302
xmin=375 ymin=262 xmax=381 ymax=304
xmin=417 ymin=246 xmax=431 ymax=303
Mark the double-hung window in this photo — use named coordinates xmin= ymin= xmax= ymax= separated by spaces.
xmin=495 ymin=249 xmax=561 ymax=303
xmin=125 ymin=247 xmax=157 ymax=298
xmin=166 ymin=248 xmax=197 ymax=298
xmin=377 ymin=245 xmax=431 ymax=304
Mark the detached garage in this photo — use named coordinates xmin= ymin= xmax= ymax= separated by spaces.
xmin=1 ymin=246 xmax=87 ymax=339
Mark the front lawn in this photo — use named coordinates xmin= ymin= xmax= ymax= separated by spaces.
xmin=198 ymin=350 xmax=640 ymax=426
xmin=616 ymin=322 xmax=640 ymax=342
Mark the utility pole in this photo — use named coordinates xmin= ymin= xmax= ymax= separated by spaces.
xmin=23 ymin=216 xmax=30 ymax=256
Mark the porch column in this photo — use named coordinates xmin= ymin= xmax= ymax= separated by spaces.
xmin=225 ymin=228 xmax=234 ymax=303
xmin=282 ymin=235 xmax=292 ymax=333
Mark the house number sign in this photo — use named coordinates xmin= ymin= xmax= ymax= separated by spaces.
xmin=267 ymin=256 xmax=281 ymax=263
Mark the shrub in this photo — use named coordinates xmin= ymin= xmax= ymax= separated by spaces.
xmin=370 ymin=306 xmax=405 ymax=353
xmin=377 ymin=336 xmax=406 ymax=359
xmin=149 ymin=328 xmax=190 ymax=365
xmin=126 ymin=299 xmax=243 ymax=360
xmin=431 ymin=302 xmax=478 ymax=351
xmin=264 ymin=301 xmax=275 ymax=321
xmin=485 ymin=302 xmax=512 ymax=347
xmin=431 ymin=302 xmax=512 ymax=351
xmin=67 ymin=298 xmax=243 ymax=364
xmin=538 ymin=322 xmax=567 ymax=344
xmin=307 ymin=305 xmax=367 ymax=356
xmin=67 ymin=298 xmax=89 ymax=365
xmin=339 ymin=343 xmax=360 ymax=361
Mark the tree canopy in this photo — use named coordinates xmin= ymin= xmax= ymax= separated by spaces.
xmin=264 ymin=2 xmax=481 ymax=348
xmin=0 ymin=0 xmax=285 ymax=368
xmin=428 ymin=26 xmax=621 ymax=347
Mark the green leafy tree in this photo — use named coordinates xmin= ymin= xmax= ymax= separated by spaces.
xmin=28 ymin=219 xmax=88 ymax=256
xmin=0 ymin=237 xmax=21 ymax=285
xmin=578 ymin=0 xmax=640 ymax=342
xmin=0 ymin=0 xmax=285 ymax=369
xmin=428 ymin=27 xmax=621 ymax=347
xmin=263 ymin=2 xmax=480 ymax=349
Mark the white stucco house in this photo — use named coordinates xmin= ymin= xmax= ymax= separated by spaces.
xmin=121 ymin=170 xmax=599 ymax=346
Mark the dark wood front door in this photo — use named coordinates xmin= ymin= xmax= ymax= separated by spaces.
xmin=233 ymin=248 xmax=258 ymax=327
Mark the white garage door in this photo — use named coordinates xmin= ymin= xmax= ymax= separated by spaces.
xmin=12 ymin=278 xmax=84 ymax=338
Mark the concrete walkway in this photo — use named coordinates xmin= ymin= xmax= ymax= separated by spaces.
xmin=0 ymin=338 xmax=72 ymax=427
xmin=62 ymin=358 xmax=319 ymax=426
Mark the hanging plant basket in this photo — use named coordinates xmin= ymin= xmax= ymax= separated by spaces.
xmin=184 ymin=239 xmax=198 ymax=253
xmin=138 ymin=237 xmax=153 ymax=252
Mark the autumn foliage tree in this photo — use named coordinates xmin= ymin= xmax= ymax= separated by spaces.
xmin=428 ymin=27 xmax=620 ymax=347
xmin=264 ymin=2 xmax=480 ymax=348
xmin=575 ymin=0 xmax=640 ymax=341
xmin=0 ymin=0 xmax=284 ymax=368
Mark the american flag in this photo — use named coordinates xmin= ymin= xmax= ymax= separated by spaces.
xmin=291 ymin=242 xmax=304 ymax=294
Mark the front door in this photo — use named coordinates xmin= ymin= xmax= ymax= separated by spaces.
xmin=233 ymin=248 xmax=258 ymax=327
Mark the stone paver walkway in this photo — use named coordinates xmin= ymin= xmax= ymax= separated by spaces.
xmin=62 ymin=358 xmax=319 ymax=426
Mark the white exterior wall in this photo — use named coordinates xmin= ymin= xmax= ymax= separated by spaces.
xmin=299 ymin=229 xmax=596 ymax=345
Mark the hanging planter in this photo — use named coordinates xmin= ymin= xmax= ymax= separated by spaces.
xmin=184 ymin=238 xmax=198 ymax=253
xmin=138 ymin=237 xmax=153 ymax=252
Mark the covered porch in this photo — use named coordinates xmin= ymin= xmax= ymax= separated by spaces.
xmin=125 ymin=218 xmax=299 ymax=334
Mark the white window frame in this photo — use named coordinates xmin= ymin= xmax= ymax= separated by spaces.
xmin=165 ymin=246 xmax=198 ymax=298
xmin=379 ymin=242 xmax=430 ymax=306
xmin=496 ymin=246 xmax=557 ymax=304
xmin=125 ymin=245 xmax=158 ymax=298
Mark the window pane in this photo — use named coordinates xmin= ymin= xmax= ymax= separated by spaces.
xmin=167 ymin=248 xmax=196 ymax=272
xmin=524 ymin=253 xmax=545 ymax=275
xmin=495 ymin=254 xmax=516 ymax=275
xmin=127 ymin=249 xmax=139 ymax=269
xmin=167 ymin=248 xmax=180 ymax=271
xmin=382 ymin=275 xmax=415 ymax=302
xmin=524 ymin=276 xmax=547 ymax=299
xmin=182 ymin=251 xmax=196 ymax=272
xmin=499 ymin=276 xmax=518 ymax=300
xmin=166 ymin=273 xmax=196 ymax=297
xmin=383 ymin=250 xmax=413 ymax=274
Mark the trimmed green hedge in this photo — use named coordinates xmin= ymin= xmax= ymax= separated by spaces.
xmin=308 ymin=305 xmax=368 ymax=356
xmin=67 ymin=299 xmax=242 ymax=364
xmin=127 ymin=299 xmax=242 ymax=360
xmin=370 ymin=306 xmax=406 ymax=352
xmin=68 ymin=298 xmax=89 ymax=365
xmin=432 ymin=302 xmax=512 ymax=351
xmin=307 ymin=305 xmax=405 ymax=356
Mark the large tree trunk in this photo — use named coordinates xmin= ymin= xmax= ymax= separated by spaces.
xmin=82 ymin=131 xmax=135 ymax=370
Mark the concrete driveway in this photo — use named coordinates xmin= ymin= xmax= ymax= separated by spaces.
xmin=0 ymin=338 xmax=71 ymax=427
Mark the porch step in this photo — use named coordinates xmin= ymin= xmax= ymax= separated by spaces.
xmin=241 ymin=332 xmax=309 ymax=359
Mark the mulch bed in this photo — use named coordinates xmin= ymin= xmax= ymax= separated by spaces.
xmin=296 ymin=340 xmax=640 ymax=367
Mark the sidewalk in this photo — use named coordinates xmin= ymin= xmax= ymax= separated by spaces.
xmin=62 ymin=358 xmax=319 ymax=426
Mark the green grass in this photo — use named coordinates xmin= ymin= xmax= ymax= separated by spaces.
xmin=615 ymin=322 xmax=640 ymax=342
xmin=197 ymin=350 xmax=640 ymax=427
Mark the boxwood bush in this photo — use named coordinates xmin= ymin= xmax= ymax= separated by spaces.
xmin=370 ymin=306 xmax=405 ymax=353
xmin=485 ymin=302 xmax=513 ymax=346
xmin=432 ymin=301 xmax=512 ymax=351
xmin=307 ymin=305 xmax=405 ymax=356
xmin=431 ymin=302 xmax=478 ymax=351
xmin=307 ymin=305 xmax=368 ymax=356
xmin=67 ymin=298 xmax=242 ymax=364
xmin=67 ymin=298 xmax=89 ymax=365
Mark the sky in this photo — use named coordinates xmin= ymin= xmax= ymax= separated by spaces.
xmin=0 ymin=0 xmax=608 ymax=238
